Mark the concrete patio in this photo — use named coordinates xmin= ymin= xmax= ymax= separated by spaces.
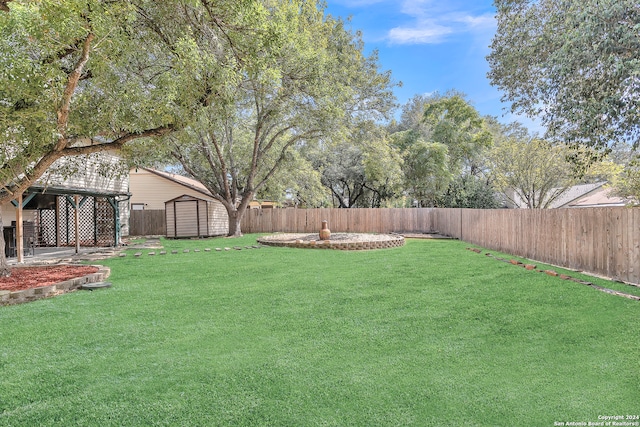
xmin=6 ymin=246 xmax=122 ymax=265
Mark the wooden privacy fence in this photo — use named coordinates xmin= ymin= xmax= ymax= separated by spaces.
xmin=241 ymin=208 xmax=435 ymax=234
xmin=241 ymin=207 xmax=640 ymax=285
xmin=433 ymin=207 xmax=640 ymax=285
xmin=129 ymin=209 xmax=166 ymax=236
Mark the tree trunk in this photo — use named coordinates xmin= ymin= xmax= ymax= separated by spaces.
xmin=0 ymin=210 xmax=10 ymax=277
xmin=227 ymin=209 xmax=243 ymax=237
xmin=224 ymin=193 xmax=254 ymax=237
xmin=226 ymin=202 xmax=250 ymax=237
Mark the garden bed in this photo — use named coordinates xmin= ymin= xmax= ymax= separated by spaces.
xmin=0 ymin=264 xmax=110 ymax=305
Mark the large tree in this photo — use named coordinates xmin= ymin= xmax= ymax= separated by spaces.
xmin=390 ymin=93 xmax=495 ymax=207
xmin=422 ymin=93 xmax=493 ymax=176
xmin=488 ymin=123 xmax=577 ymax=208
xmin=488 ymin=0 xmax=640 ymax=151
xmin=253 ymin=150 xmax=328 ymax=208
xmin=399 ymin=136 xmax=450 ymax=207
xmin=308 ymin=121 xmax=402 ymax=208
xmin=0 ymin=0 xmax=182 ymax=275
xmin=149 ymin=1 xmax=395 ymax=234
xmin=600 ymin=145 xmax=640 ymax=204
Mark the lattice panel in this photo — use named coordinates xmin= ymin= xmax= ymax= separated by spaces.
xmin=58 ymin=196 xmax=91 ymax=246
xmin=37 ymin=209 xmax=57 ymax=247
xmin=34 ymin=196 xmax=117 ymax=248
xmin=95 ymin=197 xmax=115 ymax=246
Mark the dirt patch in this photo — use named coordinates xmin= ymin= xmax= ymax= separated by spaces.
xmin=0 ymin=265 xmax=100 ymax=292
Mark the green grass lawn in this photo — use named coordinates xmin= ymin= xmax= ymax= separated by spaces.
xmin=1 ymin=236 xmax=638 ymax=426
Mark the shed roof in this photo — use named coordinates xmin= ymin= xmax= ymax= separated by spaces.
xmin=165 ymin=194 xmax=210 ymax=204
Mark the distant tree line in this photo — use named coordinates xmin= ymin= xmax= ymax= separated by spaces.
xmin=262 ymin=91 xmax=637 ymax=210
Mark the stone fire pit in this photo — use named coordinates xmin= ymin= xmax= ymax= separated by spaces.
xmin=257 ymin=233 xmax=404 ymax=250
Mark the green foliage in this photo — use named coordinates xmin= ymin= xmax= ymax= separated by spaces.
xmin=256 ymin=150 xmax=328 ymax=208
xmin=389 ymin=93 xmax=433 ymax=137
xmin=488 ymin=0 xmax=640 ymax=151
xmin=142 ymin=1 xmax=396 ymax=230
xmin=436 ymin=174 xmax=501 ymax=209
xmin=312 ymin=139 xmax=368 ymax=208
xmin=489 ymin=123 xmax=577 ymax=208
xmin=423 ymin=94 xmax=493 ymax=173
xmin=0 ymin=0 xmax=180 ymax=274
xmin=308 ymin=121 xmax=403 ymax=208
xmin=0 ymin=0 xmax=177 ymax=200
xmin=582 ymin=143 xmax=640 ymax=203
xmin=1 ymin=237 xmax=638 ymax=425
xmin=608 ymin=154 xmax=640 ymax=204
xmin=400 ymin=136 xmax=450 ymax=207
xmin=362 ymin=133 xmax=404 ymax=207
xmin=390 ymin=93 xmax=496 ymax=207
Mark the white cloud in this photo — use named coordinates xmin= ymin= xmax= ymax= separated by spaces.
xmin=453 ymin=13 xmax=495 ymax=30
xmin=386 ymin=1 xmax=496 ymax=45
xmin=400 ymin=0 xmax=436 ymax=17
xmin=388 ymin=23 xmax=452 ymax=44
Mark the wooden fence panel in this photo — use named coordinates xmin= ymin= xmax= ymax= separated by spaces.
xmin=129 ymin=209 xmax=166 ymax=236
xmin=631 ymin=209 xmax=640 ymax=284
xmin=241 ymin=208 xmax=436 ymax=235
xmin=453 ymin=207 xmax=639 ymax=285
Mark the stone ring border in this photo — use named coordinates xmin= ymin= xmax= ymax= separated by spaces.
xmin=0 ymin=265 xmax=111 ymax=306
xmin=257 ymin=233 xmax=405 ymax=250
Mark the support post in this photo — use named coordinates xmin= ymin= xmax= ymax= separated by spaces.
xmin=16 ymin=193 xmax=23 ymax=263
xmin=55 ymin=196 xmax=60 ymax=247
xmin=74 ymin=195 xmax=80 ymax=254
xmin=107 ymin=197 xmax=120 ymax=247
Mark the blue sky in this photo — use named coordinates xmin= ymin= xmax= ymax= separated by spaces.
xmin=324 ymin=0 xmax=542 ymax=132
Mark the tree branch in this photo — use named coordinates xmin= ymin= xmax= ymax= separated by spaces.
xmin=195 ymin=129 xmax=226 ymax=193
xmin=254 ymin=130 xmax=321 ymax=192
xmin=56 ymin=31 xmax=95 ymax=150
xmin=0 ymin=0 xmax=12 ymax=13
xmin=0 ymin=125 xmax=174 ymax=204
xmin=208 ymin=127 xmax=233 ymax=203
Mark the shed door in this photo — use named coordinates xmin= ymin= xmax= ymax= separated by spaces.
xmin=166 ymin=203 xmax=175 ymax=237
xmin=175 ymin=201 xmax=199 ymax=237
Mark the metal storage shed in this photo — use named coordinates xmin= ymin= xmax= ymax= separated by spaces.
xmin=165 ymin=194 xmax=210 ymax=238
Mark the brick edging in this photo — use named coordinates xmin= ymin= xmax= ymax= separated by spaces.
xmin=466 ymin=247 xmax=640 ymax=302
xmin=0 ymin=265 xmax=111 ymax=306
xmin=257 ymin=235 xmax=405 ymax=250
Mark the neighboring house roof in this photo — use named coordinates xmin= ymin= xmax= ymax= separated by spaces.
xmin=567 ymin=186 xmax=628 ymax=208
xmin=505 ymin=181 xmax=619 ymax=209
xmin=549 ymin=182 xmax=606 ymax=208
xmin=143 ymin=168 xmax=213 ymax=199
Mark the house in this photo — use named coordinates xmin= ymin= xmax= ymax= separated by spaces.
xmin=128 ymin=168 xmax=228 ymax=237
xmin=549 ymin=182 xmax=607 ymax=208
xmin=2 ymin=152 xmax=130 ymax=260
xmin=505 ymin=182 xmax=627 ymax=209
xmin=566 ymin=185 xmax=628 ymax=208
xmin=248 ymin=200 xmax=278 ymax=209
